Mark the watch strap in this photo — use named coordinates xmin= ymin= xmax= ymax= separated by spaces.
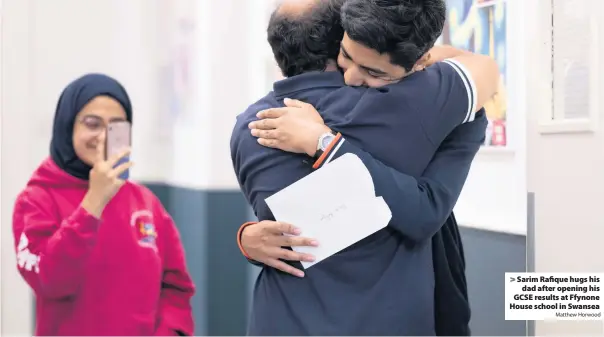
xmin=312 ymin=131 xmax=342 ymax=169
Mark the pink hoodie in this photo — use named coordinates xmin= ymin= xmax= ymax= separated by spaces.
xmin=12 ymin=157 xmax=195 ymax=336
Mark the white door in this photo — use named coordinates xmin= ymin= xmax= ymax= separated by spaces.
xmin=526 ymin=0 xmax=604 ymax=335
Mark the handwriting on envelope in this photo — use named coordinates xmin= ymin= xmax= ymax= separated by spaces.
xmin=320 ymin=204 xmax=348 ymax=222
xmin=265 ymin=153 xmax=392 ymax=268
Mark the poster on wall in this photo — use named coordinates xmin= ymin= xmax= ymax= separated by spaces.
xmin=439 ymin=0 xmax=508 ymax=147
xmin=156 ymin=0 xmax=196 ymax=139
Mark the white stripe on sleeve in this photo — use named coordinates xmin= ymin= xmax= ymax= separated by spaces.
xmin=442 ymin=59 xmax=478 ymax=123
xmin=325 ymin=138 xmax=345 ymax=165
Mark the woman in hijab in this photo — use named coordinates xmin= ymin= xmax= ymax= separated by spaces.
xmin=12 ymin=73 xmax=195 ymax=336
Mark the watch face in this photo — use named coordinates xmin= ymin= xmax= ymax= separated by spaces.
xmin=321 ymin=134 xmax=336 ymax=150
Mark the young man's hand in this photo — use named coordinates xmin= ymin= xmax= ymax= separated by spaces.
xmin=249 ymin=98 xmax=331 ymax=156
xmin=424 ymin=44 xmax=474 ymax=67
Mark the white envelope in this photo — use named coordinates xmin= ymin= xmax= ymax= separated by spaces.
xmin=265 ymin=154 xmax=392 ymax=268
xmin=293 ymin=196 xmax=391 ymax=268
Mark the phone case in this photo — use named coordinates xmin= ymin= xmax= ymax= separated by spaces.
xmin=105 ymin=120 xmax=132 ymax=180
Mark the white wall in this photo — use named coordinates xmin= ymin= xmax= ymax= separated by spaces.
xmin=2 ymin=1 xmax=37 ymax=333
xmin=453 ymin=0 xmax=527 ymax=236
xmin=525 ymin=0 xmax=604 ymax=334
xmin=0 ymin=0 xmax=3 ymax=332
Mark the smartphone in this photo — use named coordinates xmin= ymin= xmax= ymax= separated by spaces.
xmin=105 ymin=120 xmax=132 ymax=180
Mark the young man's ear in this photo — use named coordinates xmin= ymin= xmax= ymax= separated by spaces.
xmin=323 ymin=59 xmax=338 ymax=72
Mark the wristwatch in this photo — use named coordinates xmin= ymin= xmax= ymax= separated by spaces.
xmin=314 ymin=130 xmax=337 ymax=160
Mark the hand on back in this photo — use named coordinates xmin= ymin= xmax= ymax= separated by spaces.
xmin=249 ymin=98 xmax=331 ymax=156
xmin=241 ymin=220 xmax=318 ymax=277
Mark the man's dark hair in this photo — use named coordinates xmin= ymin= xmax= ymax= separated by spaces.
xmin=267 ymin=0 xmax=345 ymax=77
xmin=341 ymin=0 xmax=446 ymax=72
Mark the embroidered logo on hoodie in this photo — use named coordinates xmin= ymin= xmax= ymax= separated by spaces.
xmin=130 ymin=210 xmax=158 ymax=250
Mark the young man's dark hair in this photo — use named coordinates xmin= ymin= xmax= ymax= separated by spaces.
xmin=267 ymin=0 xmax=345 ymax=77
xmin=341 ymin=0 xmax=446 ymax=72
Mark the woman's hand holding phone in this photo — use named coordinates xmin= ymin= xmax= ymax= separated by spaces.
xmin=81 ymin=132 xmax=133 ymax=219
